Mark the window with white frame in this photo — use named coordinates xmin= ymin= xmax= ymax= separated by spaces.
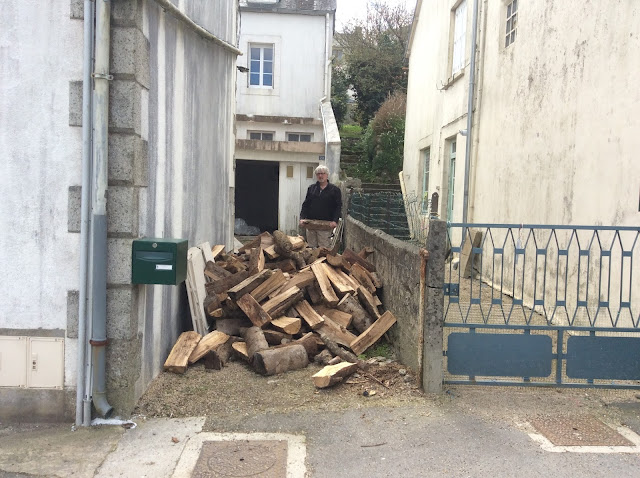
xmin=286 ymin=133 xmax=312 ymax=142
xmin=505 ymin=0 xmax=518 ymax=47
xmin=451 ymin=0 xmax=467 ymax=75
xmin=249 ymin=44 xmax=274 ymax=88
xmin=248 ymin=131 xmax=274 ymax=141
xmin=421 ymin=148 xmax=431 ymax=214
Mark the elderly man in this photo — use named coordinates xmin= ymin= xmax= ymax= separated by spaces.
xmin=299 ymin=165 xmax=342 ymax=248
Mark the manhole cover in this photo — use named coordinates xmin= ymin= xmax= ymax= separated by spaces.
xmin=530 ymin=416 xmax=633 ymax=446
xmin=191 ymin=440 xmax=288 ymax=477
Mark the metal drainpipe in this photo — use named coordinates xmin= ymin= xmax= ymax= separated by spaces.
xmin=90 ymin=0 xmax=113 ymax=419
xmin=462 ymin=0 xmax=480 ymax=226
xmin=76 ymin=0 xmax=95 ymax=427
xmin=417 ymin=248 xmax=429 ymax=389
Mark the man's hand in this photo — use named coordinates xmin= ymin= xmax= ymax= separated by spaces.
xmin=329 ymin=221 xmax=337 ymax=228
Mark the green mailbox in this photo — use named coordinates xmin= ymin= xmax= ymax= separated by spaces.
xmin=131 ymin=238 xmax=188 ymax=285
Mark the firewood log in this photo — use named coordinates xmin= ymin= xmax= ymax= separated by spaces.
xmin=312 ymin=362 xmax=359 ymax=388
xmin=253 ymin=344 xmax=309 ymax=375
xmin=242 ymin=326 xmax=269 ymax=360
xmin=336 ymin=293 xmax=373 ymax=334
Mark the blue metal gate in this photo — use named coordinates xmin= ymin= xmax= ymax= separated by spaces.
xmin=443 ymin=224 xmax=640 ymax=389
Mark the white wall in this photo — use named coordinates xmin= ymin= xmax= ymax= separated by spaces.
xmin=237 ymin=122 xmax=323 ymax=141
xmin=237 ymin=12 xmax=328 ymax=119
xmin=0 ymin=1 xmax=83 ymax=386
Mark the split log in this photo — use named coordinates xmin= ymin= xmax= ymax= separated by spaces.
xmin=313 ymin=348 xmax=334 ymax=365
xmin=204 ymin=261 xmax=232 ymax=281
xmin=357 ymin=286 xmax=382 ymax=320
xmin=237 ymin=293 xmax=273 ymax=327
xmin=215 ymin=317 xmax=252 ymax=336
xmin=270 ymin=317 xmax=302 ymax=335
xmin=211 ymin=244 xmax=225 ymax=259
xmin=294 ymin=299 xmax=325 ymax=329
xmin=263 ymin=329 xmax=292 ymax=346
xmin=312 ymin=362 xmax=359 ymax=388
xmin=326 ymin=253 xmax=351 ymax=272
xmin=203 ymin=337 xmax=238 ymax=370
xmin=342 ymin=248 xmax=376 ymax=272
xmin=164 ymin=331 xmax=202 ymax=374
xmin=317 ymin=330 xmax=366 ymax=368
xmin=350 ymin=263 xmax=376 ymax=294
xmin=231 ymin=341 xmax=250 ymax=362
xmin=227 ymin=268 xmax=272 ymax=301
xmin=262 ymin=286 xmax=304 ymax=318
xmin=237 ymin=236 xmax=261 ymax=254
xmin=259 ymin=231 xmax=274 ymax=248
xmin=188 ymin=331 xmax=230 ymax=364
xmin=277 ymin=269 xmax=315 ymax=295
xmin=264 ymin=259 xmax=297 ymax=273
xmin=336 ymin=293 xmax=373 ymax=334
xmin=211 ymin=270 xmax=250 ymax=294
xmin=317 ymin=315 xmax=358 ymax=348
xmin=247 ymin=247 xmax=265 ymax=276
xmin=321 ymin=263 xmax=355 ymax=296
xmin=220 ymin=254 xmax=248 ymax=273
xmin=357 ymin=246 xmax=375 ymax=260
xmin=203 ymin=293 xmax=221 ymax=317
xmin=263 ymin=245 xmax=280 ymax=260
xmin=242 ymin=326 xmax=269 ymax=360
xmin=314 ymin=305 xmax=352 ymax=329
xmin=253 ymin=344 xmax=309 ymax=376
xmin=289 ymin=235 xmax=305 ymax=250
xmin=334 ymin=268 xmax=361 ymax=291
xmin=350 ymin=311 xmax=398 ymax=356
xmin=251 ymin=270 xmax=286 ymax=302
xmin=273 ymin=230 xmax=306 ymax=269
xmin=311 ymin=262 xmax=339 ymax=306
xmin=294 ymin=332 xmax=320 ymax=358
xmin=299 ymin=219 xmax=333 ymax=230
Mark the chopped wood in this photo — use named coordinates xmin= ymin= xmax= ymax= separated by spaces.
xmin=247 ymin=247 xmax=265 ymax=276
xmin=227 ymin=268 xmax=272 ymax=301
xmin=369 ymin=271 xmax=383 ymax=289
xmin=306 ymin=282 xmax=324 ymax=305
xmin=313 ymin=306 xmax=353 ymax=329
xmin=336 ymin=293 xmax=373 ymax=334
xmin=311 ymin=262 xmax=339 ymax=306
xmin=300 ymin=219 xmax=334 ymax=230
xmin=215 ymin=317 xmax=252 ymax=336
xmin=220 ymin=254 xmax=248 ymax=273
xmin=262 ymin=286 xmax=304 ymax=318
xmin=242 ymin=326 xmax=269 ymax=360
xmin=253 ymin=344 xmax=309 ymax=375
xmin=350 ymin=311 xmax=398 ymax=356
xmin=264 ymin=258 xmax=296 ymax=273
xmin=289 ymin=235 xmax=305 ymax=250
xmin=164 ymin=331 xmax=202 ymax=374
xmin=314 ymin=348 xmax=334 ymax=365
xmin=342 ymin=248 xmax=376 ymax=272
xmin=327 ymin=356 xmax=342 ymax=365
xmin=316 ymin=330 xmax=366 ymax=368
xmin=263 ymin=245 xmax=280 ymax=260
xmin=321 ymin=263 xmax=355 ymax=296
xmin=350 ymin=262 xmax=376 ymax=294
xmin=211 ymin=244 xmax=225 ymax=259
xmin=236 ymin=293 xmax=273 ymax=327
xmin=317 ymin=315 xmax=358 ymax=348
xmin=294 ymin=332 xmax=320 ymax=358
xmin=232 ymin=341 xmax=249 ymax=361
xmin=357 ymin=286 xmax=382 ymax=320
xmin=188 ymin=331 xmax=230 ymax=364
xmin=270 ymin=317 xmax=302 ymax=335
xmin=357 ymin=246 xmax=375 ymax=260
xmin=237 ymin=236 xmax=261 ymax=254
xmin=273 ymin=230 xmax=306 ymax=269
xmin=203 ymin=293 xmax=221 ymax=317
xmin=263 ymin=329 xmax=292 ymax=346
xmin=259 ymin=231 xmax=274 ymax=248
xmin=326 ymin=253 xmax=351 ymax=272
xmin=294 ymin=299 xmax=325 ymax=329
xmin=299 ymin=256 xmax=326 ymax=272
xmin=211 ymin=270 xmax=250 ymax=294
xmin=277 ymin=270 xmax=315 ymax=295
xmin=334 ymin=268 xmax=360 ymax=291
xmin=250 ymin=269 xmax=286 ymax=302
xmin=312 ymin=362 xmax=359 ymax=388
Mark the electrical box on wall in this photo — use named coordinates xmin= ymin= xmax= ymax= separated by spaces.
xmin=0 ymin=336 xmax=64 ymax=389
xmin=131 ymin=237 xmax=188 ymax=285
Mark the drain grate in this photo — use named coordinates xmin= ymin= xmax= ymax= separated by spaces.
xmin=530 ymin=416 xmax=633 ymax=447
xmin=191 ymin=440 xmax=288 ymax=478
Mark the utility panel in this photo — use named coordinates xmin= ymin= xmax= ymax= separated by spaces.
xmin=0 ymin=336 xmax=27 ymax=387
xmin=0 ymin=336 xmax=64 ymax=389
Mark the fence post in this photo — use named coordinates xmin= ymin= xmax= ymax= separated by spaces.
xmin=422 ymin=218 xmax=446 ymax=392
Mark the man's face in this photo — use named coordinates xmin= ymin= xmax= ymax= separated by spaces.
xmin=316 ymin=171 xmax=328 ymax=184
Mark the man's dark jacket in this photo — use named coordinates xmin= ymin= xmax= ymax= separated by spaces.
xmin=300 ymin=181 xmax=342 ymax=223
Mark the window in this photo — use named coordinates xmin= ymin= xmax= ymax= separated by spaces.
xmin=447 ymin=141 xmax=457 ymax=222
xmin=421 ymin=148 xmax=431 ymax=213
xmin=306 ymin=166 xmax=314 ymax=179
xmin=248 ymin=131 xmax=274 ymax=141
xmin=451 ymin=0 xmax=467 ymax=75
xmin=505 ymin=0 xmax=518 ymax=47
xmin=249 ymin=44 xmax=274 ymax=87
xmin=286 ymin=133 xmax=312 ymax=142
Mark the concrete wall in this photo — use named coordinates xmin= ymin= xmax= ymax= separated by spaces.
xmin=403 ymin=0 xmax=640 ymax=228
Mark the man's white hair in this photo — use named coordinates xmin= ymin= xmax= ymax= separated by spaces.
xmin=314 ymin=165 xmax=329 ymax=175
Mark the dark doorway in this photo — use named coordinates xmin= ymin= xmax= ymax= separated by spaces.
xmin=235 ymin=160 xmax=279 ymax=233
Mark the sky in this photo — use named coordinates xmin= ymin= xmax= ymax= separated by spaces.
xmin=335 ymin=0 xmax=416 ymax=30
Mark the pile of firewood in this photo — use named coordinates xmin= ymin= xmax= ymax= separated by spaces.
xmin=164 ymin=224 xmax=397 ymax=389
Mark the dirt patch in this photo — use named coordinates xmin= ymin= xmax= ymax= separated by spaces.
xmin=134 ymin=359 xmax=428 ymax=420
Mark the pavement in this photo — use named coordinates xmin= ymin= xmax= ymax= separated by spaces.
xmin=2 ymin=388 xmax=640 ymax=478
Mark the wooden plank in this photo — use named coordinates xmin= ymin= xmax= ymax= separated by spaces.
xmin=164 ymin=331 xmax=202 ymax=374
xmin=250 ymin=269 xmax=286 ymax=302
xmin=312 ymin=362 xmax=359 ymax=388
xmin=314 ymin=305 xmax=353 ymax=329
xmin=198 ymin=241 xmax=214 ymax=263
xmin=186 ymin=247 xmax=209 ymax=335
xmin=294 ymin=299 xmax=325 ymax=329
xmin=311 ymin=262 xmax=339 ymax=306
xmin=350 ymin=262 xmax=376 ymax=294
xmin=211 ymin=244 xmax=225 ymax=259
xmin=262 ymin=286 xmax=304 ymax=318
xmin=321 ymin=263 xmax=355 ymax=296
xmin=357 ymin=286 xmax=381 ymax=320
xmin=342 ymin=248 xmax=376 ymax=272
xmin=227 ymin=268 xmax=272 ymax=301
xmin=188 ymin=331 xmax=230 ymax=364
xmin=236 ymin=293 xmax=273 ymax=327
xmin=350 ymin=311 xmax=398 ymax=356
xmin=317 ymin=315 xmax=358 ymax=348
xmin=270 ymin=317 xmax=302 ymax=335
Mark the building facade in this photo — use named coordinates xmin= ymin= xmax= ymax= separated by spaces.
xmin=235 ymin=0 xmax=340 ymax=235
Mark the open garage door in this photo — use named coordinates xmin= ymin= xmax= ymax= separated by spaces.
xmin=235 ymin=160 xmax=279 ymax=233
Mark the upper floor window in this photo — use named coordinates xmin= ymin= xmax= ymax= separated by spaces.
xmin=287 ymin=133 xmax=312 ymax=142
xmin=248 ymin=131 xmax=274 ymax=141
xmin=421 ymin=148 xmax=431 ymax=214
xmin=505 ymin=1 xmax=518 ymax=47
xmin=249 ymin=44 xmax=274 ymax=88
xmin=451 ymin=0 xmax=467 ymax=75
